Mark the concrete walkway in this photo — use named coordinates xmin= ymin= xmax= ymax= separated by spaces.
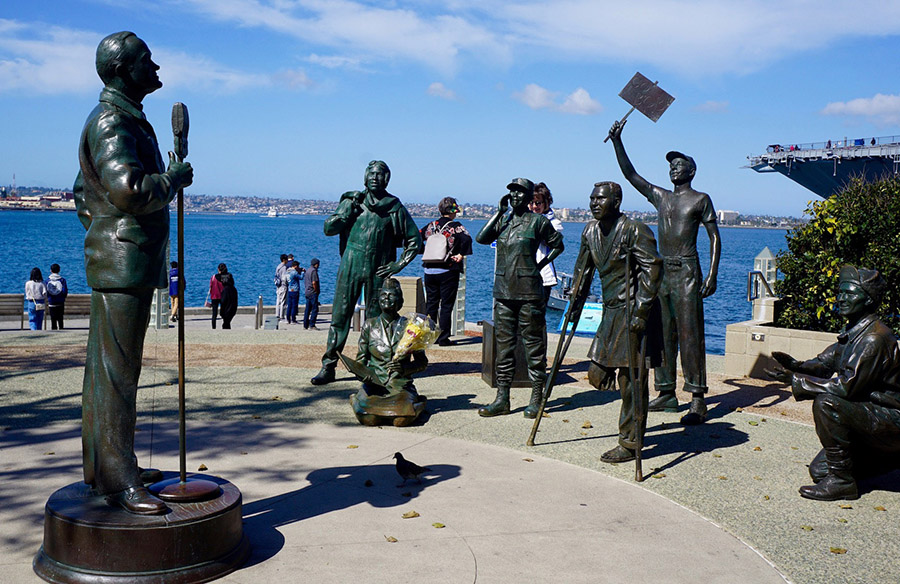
xmin=2 ymin=313 xmax=899 ymax=583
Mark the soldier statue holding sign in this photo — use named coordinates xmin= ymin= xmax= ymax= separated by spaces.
xmin=75 ymin=31 xmax=193 ymax=514
xmin=608 ymin=120 xmax=721 ymax=425
xmin=767 ymin=266 xmax=900 ymax=500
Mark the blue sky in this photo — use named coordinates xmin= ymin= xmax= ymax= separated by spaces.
xmin=2 ymin=1 xmax=900 ymax=216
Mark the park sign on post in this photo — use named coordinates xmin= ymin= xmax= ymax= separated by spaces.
xmin=603 ymin=72 xmax=674 ymax=142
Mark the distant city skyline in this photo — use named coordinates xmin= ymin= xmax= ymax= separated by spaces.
xmin=2 ymin=2 xmax=900 ymax=216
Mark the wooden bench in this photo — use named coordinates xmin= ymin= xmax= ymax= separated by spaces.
xmin=0 ymin=293 xmax=26 ymax=329
xmin=42 ymin=293 xmax=92 ymax=329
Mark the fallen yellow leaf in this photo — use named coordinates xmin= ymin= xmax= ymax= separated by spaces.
xmin=763 ymin=495 xmax=770 ymax=501
xmin=523 ymin=458 xmax=534 ymax=463
xmin=582 ymin=421 xmax=593 ymax=429
xmin=713 ymin=453 xmax=722 ymax=458
xmin=541 ymin=412 xmax=551 ymax=418
xmin=874 ymin=506 xmax=887 ymax=511
xmin=402 ymin=511 xmax=420 ymax=519
xmin=717 ymin=476 xmax=728 ymax=480
xmin=838 ymin=518 xmax=848 ymax=524
xmin=748 ymin=421 xmax=759 ymax=426
xmin=839 ymin=504 xmax=853 ymax=510
xmin=271 ymin=396 xmax=281 ymax=401
xmin=43 ymin=452 xmax=54 ymax=456
xmin=753 ymin=446 xmax=762 ymax=451
xmin=385 ymin=535 xmax=398 ymax=543
xmin=198 ymin=464 xmax=208 ymax=471
xmin=347 ymin=445 xmax=359 ymax=449
xmin=653 ymin=473 xmax=666 ymax=479
xmin=801 ymin=525 xmax=813 ymax=531
xmin=830 ymin=547 xmax=847 ymax=555
xmin=753 ymin=476 xmax=763 ymax=481
xmin=562 ymin=419 xmax=570 ymax=423
xmin=432 ymin=523 xmax=445 ymax=529
xmin=735 ymin=407 xmax=743 ymax=412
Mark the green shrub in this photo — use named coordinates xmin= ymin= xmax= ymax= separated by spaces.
xmin=775 ymin=175 xmax=900 ymax=334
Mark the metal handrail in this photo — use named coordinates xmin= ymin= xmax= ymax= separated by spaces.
xmin=747 ymin=270 xmax=775 ymax=302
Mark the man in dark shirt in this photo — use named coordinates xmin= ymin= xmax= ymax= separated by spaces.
xmin=304 ymin=258 xmax=320 ymax=329
xmin=608 ymin=120 xmax=721 ymax=425
xmin=768 ymin=266 xmax=900 ymax=500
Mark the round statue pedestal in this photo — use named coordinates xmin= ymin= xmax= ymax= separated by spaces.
xmin=33 ymin=473 xmax=250 ymax=584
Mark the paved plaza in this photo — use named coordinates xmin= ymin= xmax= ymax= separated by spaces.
xmin=2 ymin=312 xmax=899 ymax=583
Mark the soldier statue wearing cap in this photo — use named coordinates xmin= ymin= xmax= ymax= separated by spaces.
xmin=767 ymin=266 xmax=900 ymax=500
xmin=475 ymin=178 xmax=564 ymax=418
xmin=608 ymin=120 xmax=721 ymax=425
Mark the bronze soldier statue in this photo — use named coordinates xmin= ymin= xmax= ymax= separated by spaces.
xmin=767 ymin=266 xmax=900 ymax=500
xmin=475 ymin=178 xmax=564 ymax=418
xmin=570 ymin=181 xmax=663 ymax=463
xmin=608 ymin=120 xmax=721 ymax=425
xmin=75 ymin=32 xmax=193 ymax=514
xmin=311 ymin=160 xmax=422 ymax=386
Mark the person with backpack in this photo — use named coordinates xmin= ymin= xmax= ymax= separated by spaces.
xmin=45 ymin=263 xmax=69 ymax=330
xmin=420 ymin=197 xmax=473 ymax=346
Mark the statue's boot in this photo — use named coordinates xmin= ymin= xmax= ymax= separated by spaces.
xmin=648 ymin=390 xmax=678 ymax=412
xmin=601 ymin=445 xmax=636 ymax=464
xmin=808 ymin=448 xmax=828 ymax=483
xmin=679 ymin=395 xmax=707 ymax=425
xmin=107 ymin=486 xmax=169 ymax=515
xmin=799 ymin=447 xmax=859 ymax=501
xmin=311 ymin=364 xmax=336 ymax=385
xmin=523 ymin=383 xmax=544 ymax=419
xmin=478 ymin=386 xmax=511 ymax=417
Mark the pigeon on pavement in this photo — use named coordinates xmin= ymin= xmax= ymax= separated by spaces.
xmin=394 ymin=452 xmax=430 ymax=484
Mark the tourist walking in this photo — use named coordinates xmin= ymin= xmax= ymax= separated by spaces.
xmin=304 ymin=258 xmax=320 ymax=329
xmin=45 ymin=263 xmax=68 ymax=330
xmin=420 ymin=197 xmax=473 ymax=346
xmin=274 ymin=254 xmax=288 ymax=321
xmin=25 ymin=267 xmax=48 ymax=331
xmin=168 ymin=261 xmax=182 ymax=322
xmin=209 ymin=265 xmax=224 ymax=329
xmin=218 ymin=264 xmax=238 ymax=329
xmin=285 ymin=261 xmax=303 ymax=324
xmin=529 ymin=183 xmax=564 ymax=304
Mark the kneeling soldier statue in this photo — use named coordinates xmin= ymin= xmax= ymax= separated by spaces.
xmin=767 ymin=266 xmax=900 ymax=500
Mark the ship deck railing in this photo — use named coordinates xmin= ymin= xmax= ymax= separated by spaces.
xmin=748 ymin=136 xmax=900 ymax=170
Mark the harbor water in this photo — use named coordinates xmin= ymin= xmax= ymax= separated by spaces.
xmin=0 ymin=210 xmax=789 ymax=354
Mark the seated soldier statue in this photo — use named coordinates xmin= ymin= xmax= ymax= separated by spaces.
xmin=767 ymin=266 xmax=900 ymax=500
xmin=346 ymin=278 xmax=428 ymax=427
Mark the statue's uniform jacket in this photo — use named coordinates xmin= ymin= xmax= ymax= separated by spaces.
xmin=572 ymin=214 xmax=663 ymax=449
xmin=574 ymin=215 xmax=663 ymax=368
xmin=321 ymin=190 xmax=422 ymax=367
xmin=356 ymin=314 xmax=422 ymax=393
xmin=74 ymin=86 xmax=178 ymax=495
xmin=792 ymin=314 xmax=900 ymax=453
xmin=478 ymin=211 xmax=564 ymax=389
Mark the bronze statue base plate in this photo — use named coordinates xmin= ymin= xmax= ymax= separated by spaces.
xmin=33 ymin=473 xmax=250 ymax=584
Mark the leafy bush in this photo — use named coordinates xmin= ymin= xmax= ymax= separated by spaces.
xmin=775 ymin=176 xmax=900 ymax=334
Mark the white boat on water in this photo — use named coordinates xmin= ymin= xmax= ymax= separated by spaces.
xmin=264 ymin=207 xmax=279 ymax=217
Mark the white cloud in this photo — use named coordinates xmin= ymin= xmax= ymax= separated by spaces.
xmin=513 ymin=83 xmax=601 ymax=115
xmin=559 ymin=87 xmax=602 ymax=115
xmin=821 ymin=94 xmax=900 ymax=126
xmin=694 ymin=100 xmax=729 ymax=113
xmin=178 ymin=0 xmax=509 ymax=75
xmin=0 ymin=19 xmax=98 ymax=94
xmin=427 ymin=82 xmax=458 ymax=101
xmin=0 ymin=20 xmax=311 ymax=95
xmin=306 ymin=54 xmax=363 ymax=70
